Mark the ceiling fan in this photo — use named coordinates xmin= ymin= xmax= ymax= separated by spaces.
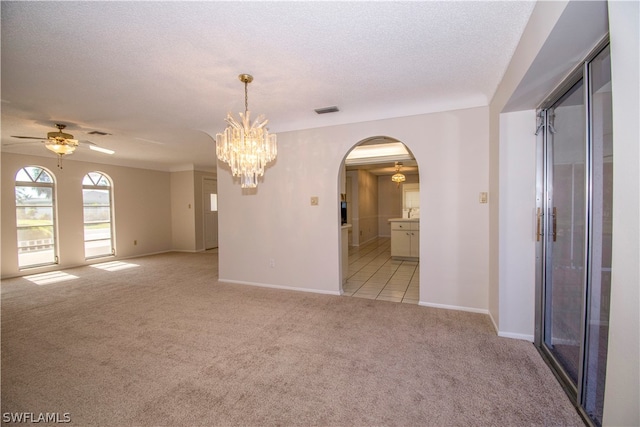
xmin=9 ymin=123 xmax=114 ymax=168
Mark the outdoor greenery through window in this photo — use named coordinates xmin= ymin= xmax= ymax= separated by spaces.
xmin=15 ymin=166 xmax=57 ymax=269
xmin=83 ymin=172 xmax=114 ymax=259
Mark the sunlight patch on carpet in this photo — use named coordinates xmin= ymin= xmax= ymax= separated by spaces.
xmin=90 ymin=261 xmax=139 ymax=271
xmin=24 ymin=271 xmax=79 ymax=285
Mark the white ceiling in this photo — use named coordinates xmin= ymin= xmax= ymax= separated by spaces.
xmin=1 ymin=1 xmax=535 ymax=172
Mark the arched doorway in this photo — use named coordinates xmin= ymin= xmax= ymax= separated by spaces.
xmin=339 ymin=136 xmax=420 ymax=303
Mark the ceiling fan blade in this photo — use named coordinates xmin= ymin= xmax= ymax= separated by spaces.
xmin=11 ymin=135 xmax=46 ymax=140
xmin=81 ymin=140 xmax=115 ymax=155
xmin=2 ymin=141 xmax=44 ymax=147
xmin=89 ymin=145 xmax=115 ymax=155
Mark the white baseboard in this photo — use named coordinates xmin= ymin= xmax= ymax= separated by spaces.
xmin=417 ymin=302 xmax=534 ymax=342
xmin=489 ymin=311 xmax=499 ymax=334
xmin=418 ymin=301 xmax=489 ymax=315
xmin=488 ymin=310 xmax=534 ymax=342
xmin=119 ymin=249 xmax=174 ymax=259
xmin=219 ymin=278 xmax=342 ymax=296
xmin=498 ymin=331 xmax=534 ymax=342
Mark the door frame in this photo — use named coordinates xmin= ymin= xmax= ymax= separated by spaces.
xmin=202 ymin=176 xmax=218 ymax=250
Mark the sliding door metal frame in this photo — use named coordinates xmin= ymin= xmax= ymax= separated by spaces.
xmin=534 ymin=111 xmax=545 ymax=348
xmin=581 ymin=42 xmax=612 ymax=424
xmin=536 ymin=35 xmax=610 ymax=111
xmin=534 ymin=36 xmax=610 ymax=427
xmin=536 ymin=86 xmax=587 ymax=402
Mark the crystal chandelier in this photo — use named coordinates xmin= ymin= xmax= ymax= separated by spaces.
xmin=391 ymin=162 xmax=406 ymax=187
xmin=216 ymin=74 xmax=277 ymax=188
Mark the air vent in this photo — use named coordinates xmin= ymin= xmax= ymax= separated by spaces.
xmin=314 ymin=106 xmax=339 ymax=115
xmin=88 ymin=130 xmax=111 ymax=136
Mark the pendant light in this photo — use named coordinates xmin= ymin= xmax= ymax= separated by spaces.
xmin=216 ymin=74 xmax=277 ymax=188
xmin=392 ymin=162 xmax=406 ymax=187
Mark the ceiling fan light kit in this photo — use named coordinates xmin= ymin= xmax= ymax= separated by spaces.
xmin=216 ymin=74 xmax=277 ymax=189
xmin=45 ymin=141 xmax=77 ymax=155
xmin=44 ymin=124 xmax=79 ymax=168
xmin=45 ymin=124 xmax=78 ymax=156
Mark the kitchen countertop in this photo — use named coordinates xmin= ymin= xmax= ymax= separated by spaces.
xmin=388 ymin=218 xmax=419 ymax=222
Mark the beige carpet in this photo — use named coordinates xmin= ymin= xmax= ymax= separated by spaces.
xmin=1 ymin=251 xmax=584 ymax=426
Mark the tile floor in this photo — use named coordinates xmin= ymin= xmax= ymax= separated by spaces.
xmin=343 ymin=237 xmax=419 ymax=304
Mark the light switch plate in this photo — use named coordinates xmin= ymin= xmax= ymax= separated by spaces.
xmin=479 ymin=192 xmax=488 ymax=204
xmin=310 ymin=196 xmax=319 ymax=206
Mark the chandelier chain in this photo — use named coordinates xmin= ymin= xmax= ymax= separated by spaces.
xmin=245 ymin=81 xmax=249 ymax=113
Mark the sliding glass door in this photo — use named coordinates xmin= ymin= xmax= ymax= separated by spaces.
xmin=543 ymin=77 xmax=586 ymax=386
xmin=536 ymin=42 xmax=611 ymax=427
xmin=581 ymin=44 xmax=612 ymax=425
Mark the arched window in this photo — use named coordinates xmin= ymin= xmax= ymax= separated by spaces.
xmin=82 ymin=172 xmax=115 ymax=259
xmin=15 ymin=166 xmax=57 ymax=268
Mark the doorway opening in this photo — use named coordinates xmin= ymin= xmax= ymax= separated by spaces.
xmin=339 ymin=136 xmax=420 ymax=303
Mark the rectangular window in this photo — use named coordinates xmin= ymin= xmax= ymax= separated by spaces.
xmin=82 ymin=173 xmax=114 ymax=259
xmin=210 ymin=194 xmax=218 ymax=212
xmin=15 ymin=179 xmax=57 ymax=268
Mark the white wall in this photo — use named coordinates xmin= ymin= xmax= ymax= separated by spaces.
xmin=169 ymin=169 xmax=217 ymax=252
xmin=603 ymin=1 xmax=640 ymax=425
xmin=170 ymin=170 xmax=196 ymax=251
xmin=497 ymin=110 xmax=537 ymax=340
xmin=489 ymin=0 xmax=570 ymax=335
xmin=416 ymin=108 xmax=489 ymax=312
xmin=218 ymin=106 xmax=490 ymax=311
xmin=1 ymin=152 xmax=173 ymax=278
xmin=217 ymin=126 xmax=342 ymax=294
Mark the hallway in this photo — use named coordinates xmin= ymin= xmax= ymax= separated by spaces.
xmin=343 ymin=237 xmax=419 ymax=304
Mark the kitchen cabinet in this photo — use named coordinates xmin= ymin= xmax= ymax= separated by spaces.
xmin=389 ymin=219 xmax=419 ymax=259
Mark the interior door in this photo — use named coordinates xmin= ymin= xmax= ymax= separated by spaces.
xmin=203 ymin=178 xmax=218 ymax=249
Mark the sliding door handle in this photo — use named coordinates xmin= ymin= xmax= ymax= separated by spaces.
xmin=536 ymin=208 xmax=542 ymax=242
xmin=552 ymin=207 xmax=557 ymax=242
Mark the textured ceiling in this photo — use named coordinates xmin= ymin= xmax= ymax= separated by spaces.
xmin=1 ymin=1 xmax=535 ymax=171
